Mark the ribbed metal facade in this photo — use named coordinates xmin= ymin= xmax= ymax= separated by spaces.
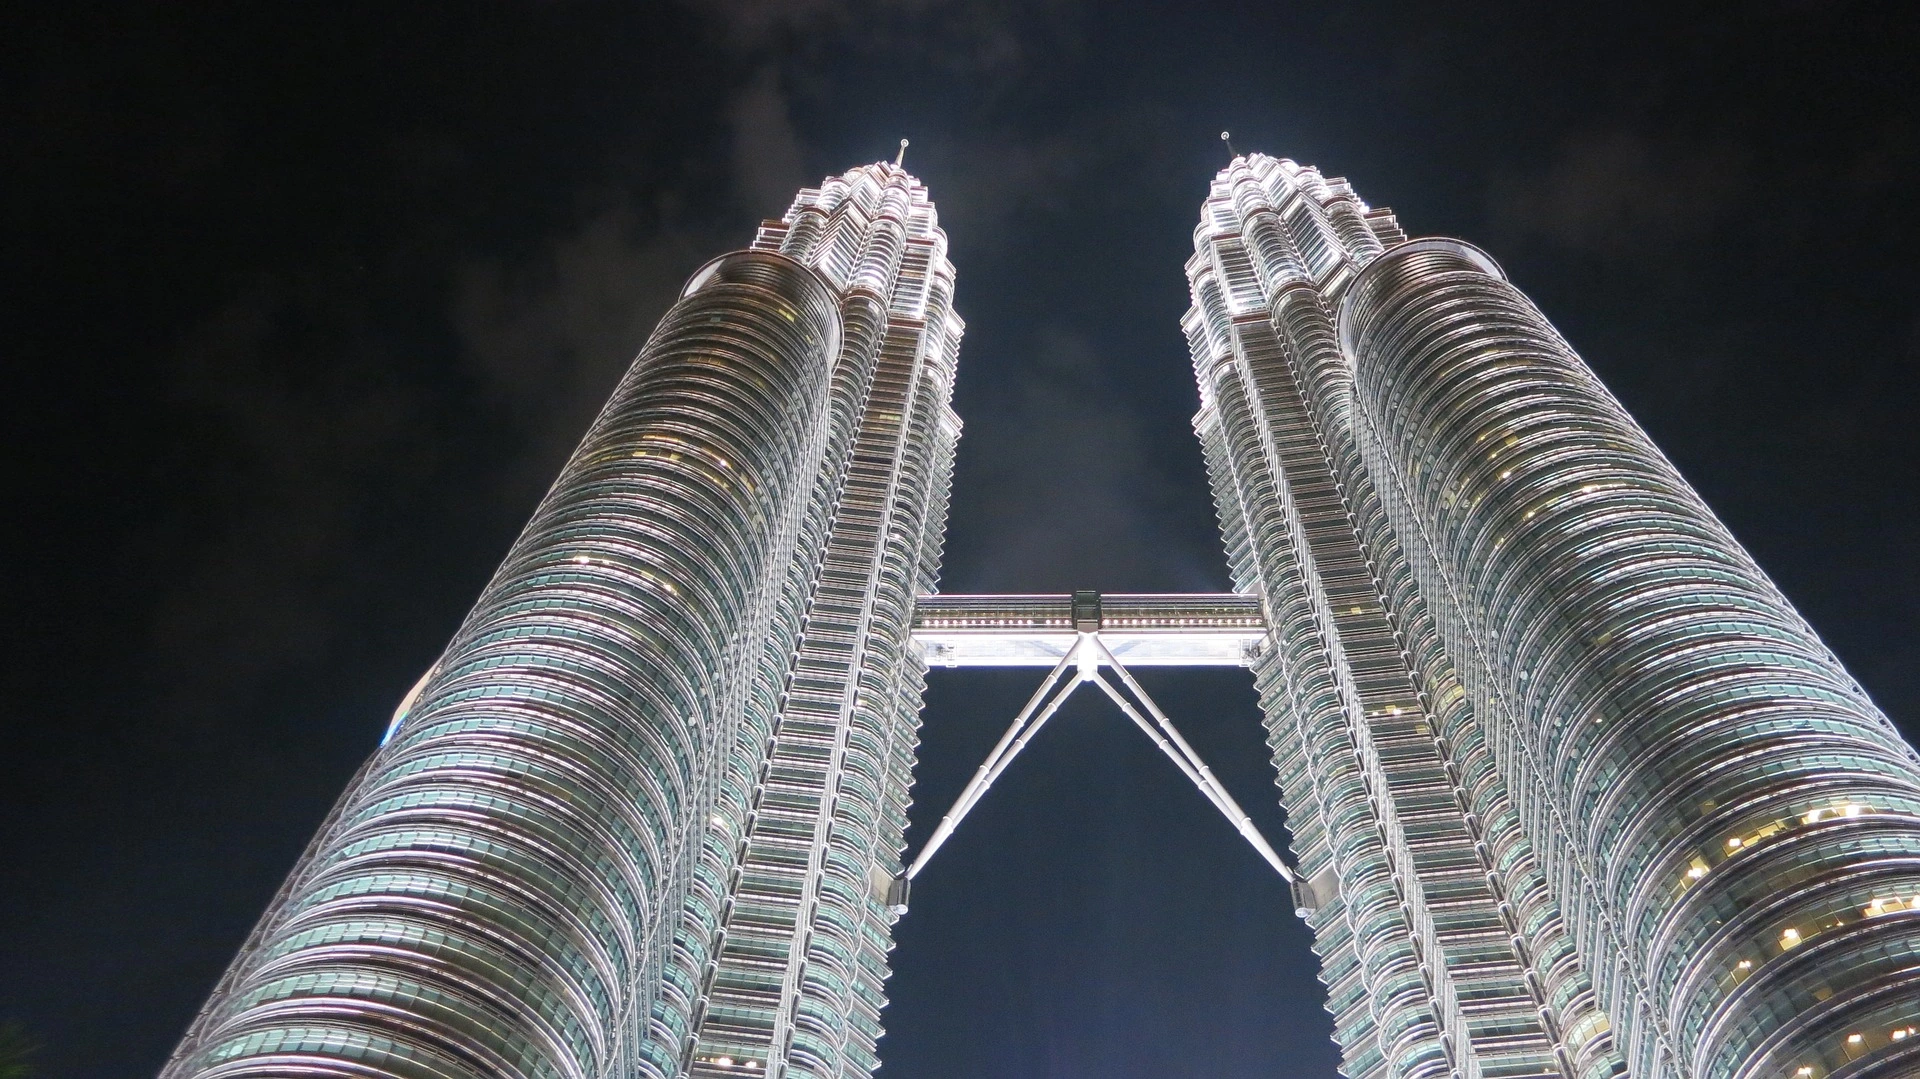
xmin=163 ymin=162 xmax=960 ymax=1079
xmin=1189 ymin=154 xmax=1920 ymax=1079
xmin=678 ymin=165 xmax=961 ymax=1079
xmin=165 ymin=149 xmax=1919 ymax=1079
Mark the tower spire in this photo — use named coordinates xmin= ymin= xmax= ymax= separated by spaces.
xmin=1220 ymin=130 xmax=1237 ymax=159
xmin=894 ymin=138 xmax=909 ymax=167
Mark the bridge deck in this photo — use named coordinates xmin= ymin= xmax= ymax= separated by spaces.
xmin=910 ymin=592 xmax=1266 ymax=667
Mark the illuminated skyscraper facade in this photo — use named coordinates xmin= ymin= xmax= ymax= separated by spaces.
xmin=1188 ymin=154 xmax=1920 ymax=1079
xmin=163 ymin=162 xmax=961 ymax=1079
xmin=164 ymin=149 xmax=1920 ymax=1079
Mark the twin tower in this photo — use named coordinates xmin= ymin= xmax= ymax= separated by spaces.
xmin=165 ymin=156 xmax=1920 ymax=1079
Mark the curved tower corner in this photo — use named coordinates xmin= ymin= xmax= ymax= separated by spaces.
xmin=1342 ymin=237 xmax=1920 ymax=1079
xmin=1189 ymin=152 xmax=1920 ymax=1079
xmin=162 ymin=161 xmax=962 ymax=1079
xmin=1187 ymin=152 xmax=1617 ymax=1079
xmin=673 ymin=162 xmax=963 ymax=1079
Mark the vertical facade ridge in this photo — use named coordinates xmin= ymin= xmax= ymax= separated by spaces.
xmin=1341 ymin=237 xmax=1920 ymax=1079
xmin=679 ymin=162 xmax=962 ymax=1079
xmin=1190 ymin=154 xmax=1578 ymax=1079
xmin=165 ymin=162 xmax=960 ymax=1079
xmin=163 ymin=146 xmax=1920 ymax=1079
xmin=1193 ymin=152 xmax=1920 ymax=1079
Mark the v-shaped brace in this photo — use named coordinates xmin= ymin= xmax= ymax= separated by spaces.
xmin=893 ymin=632 xmax=1296 ymax=909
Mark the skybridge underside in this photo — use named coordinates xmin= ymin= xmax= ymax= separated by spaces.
xmin=895 ymin=591 xmax=1316 ymax=914
xmin=910 ymin=592 xmax=1266 ymax=667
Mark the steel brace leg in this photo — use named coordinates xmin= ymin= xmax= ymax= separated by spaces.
xmin=903 ymin=640 xmax=1083 ymax=882
xmin=896 ymin=633 xmax=1297 ymax=899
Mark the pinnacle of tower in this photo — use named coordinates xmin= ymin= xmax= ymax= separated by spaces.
xmin=894 ymin=137 xmax=908 ymax=167
xmin=1220 ymin=130 xmax=1237 ymax=158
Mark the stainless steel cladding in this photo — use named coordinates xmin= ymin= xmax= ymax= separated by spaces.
xmin=1190 ymin=152 xmax=1920 ymax=1079
xmin=163 ymin=249 xmax=840 ymax=1079
xmin=683 ymin=164 xmax=962 ymax=1079
xmin=1343 ymin=239 xmax=1920 ymax=1079
xmin=165 ymin=160 xmax=962 ymax=1079
xmin=166 ymin=146 xmax=1917 ymax=1079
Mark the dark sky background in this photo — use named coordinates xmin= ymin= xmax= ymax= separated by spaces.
xmin=5 ymin=3 xmax=1919 ymax=1077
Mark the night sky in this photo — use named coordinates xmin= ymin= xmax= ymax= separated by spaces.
xmin=6 ymin=4 xmax=1919 ymax=1077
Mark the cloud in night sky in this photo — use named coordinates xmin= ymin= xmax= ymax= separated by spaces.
xmin=453 ymin=203 xmax=721 ymax=497
xmin=1490 ymin=129 xmax=1749 ymax=258
xmin=944 ymin=324 xmax=1216 ymax=593
xmin=6 ymin=4 xmax=1919 ymax=1078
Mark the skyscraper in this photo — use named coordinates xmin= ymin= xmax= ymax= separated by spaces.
xmin=162 ymin=161 xmax=962 ymax=1079
xmin=1187 ymin=153 xmax=1920 ymax=1079
xmin=165 ymin=149 xmax=1920 ymax=1079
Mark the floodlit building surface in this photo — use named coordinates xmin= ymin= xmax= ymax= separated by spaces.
xmin=163 ymin=153 xmax=1920 ymax=1079
xmin=162 ymin=162 xmax=963 ymax=1079
xmin=1186 ymin=153 xmax=1920 ymax=1079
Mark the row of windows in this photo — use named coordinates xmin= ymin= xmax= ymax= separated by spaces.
xmin=680 ymin=169 xmax=961 ymax=1079
xmin=1343 ymin=239 xmax=1920 ymax=1079
xmin=169 ymin=252 xmax=852 ymax=1079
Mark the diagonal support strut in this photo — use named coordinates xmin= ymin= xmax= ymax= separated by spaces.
xmin=902 ymin=639 xmax=1084 ymax=882
xmin=1087 ymin=637 xmax=1295 ymax=883
xmin=896 ymin=631 xmax=1297 ymax=902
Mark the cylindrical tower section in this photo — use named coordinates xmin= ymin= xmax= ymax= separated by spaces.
xmin=165 ymin=250 xmax=841 ymax=1079
xmin=1342 ymin=238 xmax=1920 ymax=1079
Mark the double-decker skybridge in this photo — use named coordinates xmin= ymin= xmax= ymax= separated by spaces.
xmin=894 ymin=591 xmax=1307 ymax=913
